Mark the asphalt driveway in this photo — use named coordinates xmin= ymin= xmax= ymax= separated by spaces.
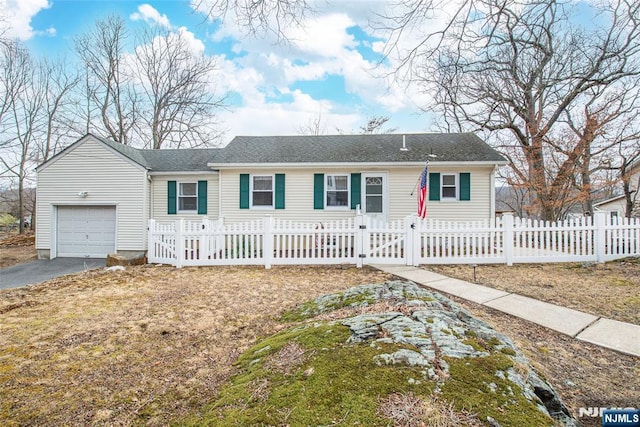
xmin=0 ymin=258 xmax=106 ymax=290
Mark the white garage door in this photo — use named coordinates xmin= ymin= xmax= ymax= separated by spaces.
xmin=57 ymin=206 xmax=116 ymax=258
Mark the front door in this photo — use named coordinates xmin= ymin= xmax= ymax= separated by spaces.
xmin=362 ymin=173 xmax=387 ymax=222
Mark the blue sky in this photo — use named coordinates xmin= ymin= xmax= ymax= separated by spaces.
xmin=1 ymin=0 xmax=435 ymax=143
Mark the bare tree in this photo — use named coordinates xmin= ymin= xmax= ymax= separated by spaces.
xmin=192 ymin=0 xmax=311 ymax=39
xmin=0 ymin=42 xmax=78 ymax=233
xmin=0 ymin=41 xmax=41 ymax=233
xmin=359 ymin=115 xmax=397 ymax=134
xmin=134 ymin=27 xmax=226 ymax=149
xmin=297 ymin=112 xmax=327 ymax=135
xmin=561 ymin=80 xmax=640 ymax=215
xmin=37 ymin=59 xmax=81 ymax=163
xmin=618 ymin=142 xmax=640 ymax=218
xmin=382 ymin=0 xmax=640 ymax=220
xmin=336 ymin=115 xmax=398 ymax=135
xmin=75 ymin=15 xmax=139 ymax=145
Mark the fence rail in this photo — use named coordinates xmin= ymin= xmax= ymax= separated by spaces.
xmin=147 ymin=212 xmax=640 ymax=268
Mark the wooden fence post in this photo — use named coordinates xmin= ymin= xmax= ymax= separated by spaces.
xmin=594 ymin=211 xmax=606 ymax=263
xmin=264 ymin=216 xmax=273 ymax=269
xmin=503 ymin=213 xmax=514 ymax=266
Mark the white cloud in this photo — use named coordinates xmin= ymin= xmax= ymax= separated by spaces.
xmin=218 ymin=99 xmax=360 ymax=139
xmin=130 ymin=4 xmax=171 ymax=29
xmin=286 ymin=13 xmax=357 ymax=58
xmin=0 ymin=0 xmax=51 ymax=40
xmin=34 ymin=26 xmax=55 ymax=37
xmin=190 ymin=1 xmax=436 ymax=135
xmin=174 ymin=26 xmax=205 ymax=55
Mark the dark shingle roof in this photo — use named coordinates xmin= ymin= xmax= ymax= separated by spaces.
xmin=98 ymin=135 xmax=220 ymax=172
xmin=84 ymin=132 xmax=505 ymax=171
xmin=213 ymin=133 xmax=506 ymax=164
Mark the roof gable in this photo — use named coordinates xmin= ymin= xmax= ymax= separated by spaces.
xmin=212 ymin=133 xmax=507 ymax=165
xmin=36 ymin=134 xmax=147 ymax=172
xmin=37 ymin=133 xmax=222 ymax=173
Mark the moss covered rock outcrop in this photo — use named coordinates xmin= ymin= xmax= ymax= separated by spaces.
xmin=192 ymin=281 xmax=576 ymax=426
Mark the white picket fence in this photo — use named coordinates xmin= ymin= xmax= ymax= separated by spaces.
xmin=147 ymin=212 xmax=640 ymax=268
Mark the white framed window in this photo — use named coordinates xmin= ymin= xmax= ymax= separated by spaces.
xmin=251 ymin=175 xmax=274 ymax=208
xmin=178 ymin=182 xmax=198 ymax=212
xmin=441 ymin=173 xmax=457 ymax=200
xmin=326 ymin=174 xmax=349 ymax=208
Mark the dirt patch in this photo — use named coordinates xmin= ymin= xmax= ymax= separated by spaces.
xmin=427 ymin=260 xmax=640 ymax=325
xmin=0 ymin=265 xmax=389 ymax=426
xmin=0 ymin=232 xmax=37 ymax=268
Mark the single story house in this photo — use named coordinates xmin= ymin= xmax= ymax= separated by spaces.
xmin=35 ymin=133 xmax=507 ymax=259
xmin=593 ymin=159 xmax=639 ymax=218
xmin=593 ymin=195 xmax=627 ymax=218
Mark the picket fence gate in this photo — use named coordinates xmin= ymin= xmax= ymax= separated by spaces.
xmin=147 ymin=212 xmax=640 ymax=268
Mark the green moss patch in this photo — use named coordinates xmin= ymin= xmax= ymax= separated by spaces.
xmin=189 ymin=323 xmax=434 ymax=426
xmin=183 ymin=282 xmax=565 ymax=426
xmin=441 ymin=355 xmax=554 ymax=426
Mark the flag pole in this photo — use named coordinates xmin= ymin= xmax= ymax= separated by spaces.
xmin=410 ymin=153 xmax=437 ymax=195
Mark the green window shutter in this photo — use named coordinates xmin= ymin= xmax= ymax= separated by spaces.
xmin=460 ymin=172 xmax=471 ymax=200
xmin=275 ymin=174 xmax=285 ymax=209
xmin=428 ymin=172 xmax=440 ymax=201
xmin=314 ymin=173 xmax=324 ymax=210
xmin=167 ymin=181 xmax=177 ymax=215
xmin=350 ymin=173 xmax=361 ymax=209
xmin=459 ymin=172 xmax=471 ymax=201
xmin=197 ymin=180 xmax=208 ymax=214
xmin=239 ymin=174 xmax=250 ymax=209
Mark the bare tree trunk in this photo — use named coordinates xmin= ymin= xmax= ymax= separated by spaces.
xmin=381 ymin=0 xmax=640 ymax=220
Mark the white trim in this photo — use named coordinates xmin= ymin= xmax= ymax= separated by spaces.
xmin=441 ymin=173 xmax=458 ymax=201
xmin=250 ymin=174 xmax=275 ymax=209
xmin=177 ymin=182 xmax=198 ymax=213
xmin=50 ymin=204 xmax=57 ymax=259
xmin=55 ymin=204 xmax=118 ymax=258
xmin=209 ymin=160 xmax=508 ymax=169
xmin=593 ymin=194 xmax=626 ymax=207
xmin=325 ymin=173 xmax=350 ymax=210
xmin=362 ymin=172 xmax=388 ymax=222
xmin=148 ymin=171 xmax=219 ymax=176
xmin=218 ymin=170 xmax=223 ymax=218
xmin=490 ymin=167 xmax=496 ymax=218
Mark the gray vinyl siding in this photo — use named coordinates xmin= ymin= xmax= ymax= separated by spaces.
xmin=36 ymin=136 xmax=147 ymax=254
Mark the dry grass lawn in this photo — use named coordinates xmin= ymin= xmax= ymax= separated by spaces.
xmin=0 ymin=232 xmax=37 ymax=268
xmin=0 ymin=265 xmax=389 ymax=425
xmin=1 ymin=255 xmax=639 ymax=426
xmin=428 ymin=259 xmax=640 ymax=325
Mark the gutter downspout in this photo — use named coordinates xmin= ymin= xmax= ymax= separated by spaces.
xmin=146 ymin=170 xmax=152 ymax=251
xmin=218 ymin=170 xmax=222 ymax=221
xmin=490 ymin=166 xmax=497 ymax=219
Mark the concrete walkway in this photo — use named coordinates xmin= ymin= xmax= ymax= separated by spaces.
xmin=374 ymin=265 xmax=640 ymax=358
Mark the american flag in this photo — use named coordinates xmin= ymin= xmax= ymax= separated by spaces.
xmin=417 ymin=163 xmax=428 ymax=218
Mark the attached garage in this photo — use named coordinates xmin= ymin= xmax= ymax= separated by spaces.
xmin=57 ymin=206 xmax=116 ymax=258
